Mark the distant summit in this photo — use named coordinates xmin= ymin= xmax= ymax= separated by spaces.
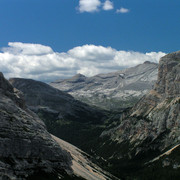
xmin=50 ymin=62 xmax=158 ymax=110
xmin=143 ymin=61 xmax=156 ymax=64
xmin=72 ymin=73 xmax=86 ymax=78
xmin=70 ymin=73 xmax=87 ymax=82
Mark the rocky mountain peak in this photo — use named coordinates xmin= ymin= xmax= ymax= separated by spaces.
xmin=73 ymin=73 xmax=86 ymax=78
xmin=131 ymin=51 xmax=180 ymax=116
xmin=143 ymin=61 xmax=155 ymax=64
xmin=0 ymin=72 xmax=13 ymax=93
xmin=0 ymin=73 xmax=25 ymax=109
xmin=70 ymin=73 xmax=87 ymax=82
xmin=100 ymin=51 xmax=180 ymax=166
xmin=155 ymin=51 xmax=180 ymax=97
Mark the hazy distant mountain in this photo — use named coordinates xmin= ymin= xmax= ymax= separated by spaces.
xmin=50 ymin=61 xmax=158 ymax=110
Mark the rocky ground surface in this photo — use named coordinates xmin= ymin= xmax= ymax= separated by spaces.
xmin=50 ymin=61 xmax=158 ymax=110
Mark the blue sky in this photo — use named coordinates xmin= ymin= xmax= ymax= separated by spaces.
xmin=0 ymin=0 xmax=180 ymax=53
xmin=0 ymin=0 xmax=179 ymax=81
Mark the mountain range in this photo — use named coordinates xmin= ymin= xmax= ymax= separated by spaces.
xmin=9 ymin=77 xmax=109 ymax=151
xmin=93 ymin=51 xmax=180 ymax=179
xmin=50 ymin=61 xmax=158 ymax=111
xmin=1 ymin=50 xmax=179 ymax=179
xmin=0 ymin=72 xmax=116 ymax=179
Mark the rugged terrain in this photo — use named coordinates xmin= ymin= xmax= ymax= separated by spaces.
xmin=9 ymin=77 xmax=111 ymax=151
xmin=7 ymin=51 xmax=180 ymax=179
xmin=0 ymin=72 xmax=72 ymax=179
xmin=50 ymin=61 xmax=158 ymax=110
xmin=0 ymin=72 xmax=117 ymax=180
xmin=94 ymin=51 xmax=180 ymax=179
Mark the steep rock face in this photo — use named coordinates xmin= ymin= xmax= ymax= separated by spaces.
xmin=50 ymin=62 xmax=158 ymax=110
xmin=0 ymin=72 xmax=25 ymax=109
xmin=0 ymin=73 xmax=72 ymax=179
xmin=95 ymin=51 xmax=180 ymax=179
xmin=103 ymin=51 xmax=180 ymax=153
xmin=127 ymin=51 xmax=180 ymax=151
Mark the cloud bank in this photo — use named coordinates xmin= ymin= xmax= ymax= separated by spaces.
xmin=0 ymin=42 xmax=166 ymax=82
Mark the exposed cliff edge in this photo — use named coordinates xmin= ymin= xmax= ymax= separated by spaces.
xmin=97 ymin=51 xmax=180 ymax=179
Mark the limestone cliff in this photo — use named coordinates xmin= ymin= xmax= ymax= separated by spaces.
xmin=97 ymin=51 xmax=180 ymax=179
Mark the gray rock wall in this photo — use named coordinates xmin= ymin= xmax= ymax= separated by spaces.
xmin=0 ymin=73 xmax=72 ymax=179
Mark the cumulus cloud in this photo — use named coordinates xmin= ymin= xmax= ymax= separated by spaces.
xmin=77 ymin=1 xmax=130 ymax=13
xmin=0 ymin=42 xmax=166 ymax=82
xmin=2 ymin=42 xmax=53 ymax=55
xmin=103 ymin=0 xmax=114 ymax=11
xmin=116 ymin=7 xmax=130 ymax=13
xmin=78 ymin=0 xmax=101 ymax=13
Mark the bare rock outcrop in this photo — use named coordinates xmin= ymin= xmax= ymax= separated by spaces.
xmin=101 ymin=51 xmax=180 ymax=160
xmin=0 ymin=72 xmax=73 ymax=179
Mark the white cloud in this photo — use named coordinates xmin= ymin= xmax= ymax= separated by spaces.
xmin=77 ymin=1 xmax=129 ymax=13
xmin=103 ymin=0 xmax=114 ymax=11
xmin=0 ymin=42 xmax=166 ymax=82
xmin=2 ymin=42 xmax=53 ymax=55
xmin=78 ymin=0 xmax=101 ymax=13
xmin=116 ymin=7 xmax=130 ymax=14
